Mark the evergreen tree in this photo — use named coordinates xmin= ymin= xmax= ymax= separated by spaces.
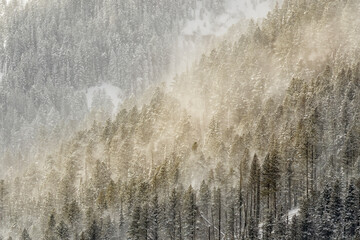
xmin=261 ymin=150 xmax=281 ymax=215
xmin=249 ymin=154 xmax=261 ymax=220
xmin=299 ymin=199 xmax=315 ymax=240
xmin=87 ymin=220 xmax=100 ymax=240
xmin=274 ymin=211 xmax=287 ymax=240
xmin=263 ymin=210 xmax=274 ymax=240
xmin=343 ymin=181 xmax=357 ymax=237
xmin=288 ymin=215 xmax=300 ymax=240
xmin=149 ymin=193 xmax=159 ymax=240
xmin=212 ymin=188 xmax=222 ymax=240
xmin=128 ymin=204 xmax=141 ymax=240
xmin=329 ymin=180 xmax=343 ymax=233
xmin=318 ymin=210 xmax=333 ymax=240
xmin=21 ymin=229 xmax=31 ymax=240
xmin=248 ymin=216 xmax=259 ymax=240
xmin=44 ymin=213 xmax=57 ymax=240
xmin=183 ymin=186 xmax=197 ymax=240
xmin=167 ymin=188 xmax=180 ymax=240
xmin=102 ymin=216 xmax=116 ymax=240
xmin=56 ymin=221 xmax=70 ymax=240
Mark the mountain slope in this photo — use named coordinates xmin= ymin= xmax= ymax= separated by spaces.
xmin=1 ymin=0 xmax=360 ymax=239
xmin=0 ymin=0 xmax=282 ymax=174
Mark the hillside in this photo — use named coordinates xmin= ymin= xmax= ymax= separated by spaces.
xmin=1 ymin=0 xmax=360 ymax=239
xmin=0 ymin=0 xmax=281 ymax=174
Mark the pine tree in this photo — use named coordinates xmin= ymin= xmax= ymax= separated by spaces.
xmin=102 ymin=216 xmax=116 ymax=240
xmin=183 ymin=186 xmax=197 ymax=240
xmin=212 ymin=188 xmax=222 ymax=240
xmin=316 ymin=183 xmax=333 ymax=239
xmin=199 ymin=180 xmax=211 ymax=240
xmin=344 ymin=181 xmax=357 ymax=237
xmin=299 ymin=199 xmax=315 ymax=240
xmin=0 ymin=180 xmax=7 ymax=222
xmin=87 ymin=220 xmax=100 ymax=240
xmin=263 ymin=210 xmax=274 ymax=240
xmin=139 ymin=204 xmax=149 ymax=239
xmin=261 ymin=150 xmax=281 ymax=215
xmin=128 ymin=204 xmax=141 ymax=240
xmin=274 ymin=211 xmax=287 ymax=240
xmin=235 ymin=184 xmax=244 ymax=238
xmin=318 ymin=210 xmax=333 ymax=240
xmin=56 ymin=221 xmax=70 ymax=240
xmin=329 ymin=180 xmax=343 ymax=232
xmin=67 ymin=200 xmax=81 ymax=229
xmin=249 ymin=154 xmax=261 ymax=220
xmin=149 ymin=193 xmax=159 ymax=240
xmin=316 ymin=183 xmax=332 ymax=219
xmin=225 ymin=190 xmax=235 ymax=240
xmin=248 ymin=216 xmax=259 ymax=240
xmin=21 ymin=229 xmax=31 ymax=240
xmin=167 ymin=188 xmax=179 ymax=240
xmin=289 ymin=215 xmax=300 ymax=240
xmin=44 ymin=213 xmax=57 ymax=240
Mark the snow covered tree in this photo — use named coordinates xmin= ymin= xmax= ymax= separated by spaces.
xmin=183 ymin=186 xmax=197 ymax=240
xmin=343 ymin=181 xmax=358 ymax=238
xmin=21 ymin=229 xmax=31 ymax=240
xmin=56 ymin=221 xmax=70 ymax=240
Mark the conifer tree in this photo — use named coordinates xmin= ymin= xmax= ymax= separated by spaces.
xmin=289 ymin=215 xmax=300 ymax=240
xmin=248 ymin=216 xmax=259 ymax=240
xmin=56 ymin=221 xmax=70 ymax=240
xmin=344 ymin=181 xmax=357 ymax=237
xmin=262 ymin=150 xmax=281 ymax=215
xmin=21 ymin=229 xmax=31 ymax=240
xmin=44 ymin=213 xmax=57 ymax=240
xmin=299 ymin=199 xmax=315 ymax=240
xmin=149 ymin=193 xmax=159 ymax=240
xmin=263 ymin=210 xmax=274 ymax=240
xmin=183 ymin=186 xmax=197 ymax=240
xmin=128 ymin=204 xmax=141 ymax=240
xmin=330 ymin=180 xmax=343 ymax=231
xmin=167 ymin=188 xmax=179 ymax=240
xmin=249 ymin=154 xmax=261 ymax=220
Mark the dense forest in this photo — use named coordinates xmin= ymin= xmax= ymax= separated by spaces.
xmin=0 ymin=0 xmax=260 ymax=172
xmin=1 ymin=0 xmax=360 ymax=239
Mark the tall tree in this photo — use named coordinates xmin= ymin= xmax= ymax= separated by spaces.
xmin=261 ymin=150 xmax=281 ymax=216
xmin=183 ymin=186 xmax=197 ymax=240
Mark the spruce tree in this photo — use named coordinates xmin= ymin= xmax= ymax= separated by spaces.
xmin=128 ymin=205 xmax=141 ymax=240
xmin=344 ymin=181 xmax=357 ymax=237
xmin=248 ymin=216 xmax=259 ymax=240
xmin=261 ymin=150 xmax=281 ymax=215
xmin=21 ymin=229 xmax=31 ymax=240
xmin=299 ymin=199 xmax=315 ymax=240
xmin=329 ymin=179 xmax=343 ymax=234
xmin=183 ymin=186 xmax=197 ymax=240
xmin=149 ymin=193 xmax=159 ymax=240
xmin=44 ymin=213 xmax=57 ymax=240
xmin=56 ymin=221 xmax=70 ymax=240
xmin=289 ymin=215 xmax=300 ymax=240
xmin=263 ymin=210 xmax=274 ymax=240
xmin=274 ymin=211 xmax=287 ymax=240
xmin=167 ymin=188 xmax=179 ymax=240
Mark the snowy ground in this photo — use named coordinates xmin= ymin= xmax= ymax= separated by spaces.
xmin=259 ymin=207 xmax=300 ymax=237
xmin=288 ymin=207 xmax=300 ymax=221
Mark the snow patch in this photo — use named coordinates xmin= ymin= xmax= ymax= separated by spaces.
xmin=288 ymin=207 xmax=300 ymax=221
xmin=86 ymin=83 xmax=124 ymax=115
